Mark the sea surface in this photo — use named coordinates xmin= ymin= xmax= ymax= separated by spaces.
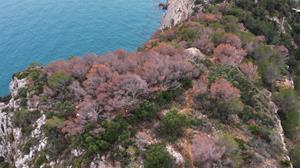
xmin=0 ymin=0 xmax=164 ymax=96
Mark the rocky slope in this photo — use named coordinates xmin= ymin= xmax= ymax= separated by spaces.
xmin=0 ymin=67 xmax=292 ymax=168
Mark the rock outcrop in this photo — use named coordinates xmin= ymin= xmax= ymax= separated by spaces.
xmin=0 ymin=78 xmax=27 ymax=164
xmin=161 ymin=0 xmax=195 ymax=28
xmin=0 ymin=78 xmax=46 ymax=168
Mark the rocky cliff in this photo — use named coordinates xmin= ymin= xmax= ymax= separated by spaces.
xmin=161 ymin=0 xmax=195 ymax=28
xmin=161 ymin=0 xmax=214 ymax=29
xmin=0 ymin=78 xmax=46 ymax=168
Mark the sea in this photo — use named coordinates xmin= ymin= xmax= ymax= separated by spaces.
xmin=0 ymin=0 xmax=165 ymax=96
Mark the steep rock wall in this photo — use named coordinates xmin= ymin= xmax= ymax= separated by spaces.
xmin=161 ymin=0 xmax=195 ymax=28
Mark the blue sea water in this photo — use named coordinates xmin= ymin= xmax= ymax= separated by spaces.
xmin=0 ymin=0 xmax=164 ymax=96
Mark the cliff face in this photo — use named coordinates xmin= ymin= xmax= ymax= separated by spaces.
xmin=0 ymin=78 xmax=46 ymax=168
xmin=161 ymin=0 xmax=214 ymax=29
xmin=161 ymin=0 xmax=195 ymax=28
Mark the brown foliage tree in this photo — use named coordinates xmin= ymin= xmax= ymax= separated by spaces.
xmin=45 ymin=45 xmax=200 ymax=135
xmin=191 ymin=132 xmax=226 ymax=167
xmin=62 ymin=117 xmax=86 ymax=136
xmin=96 ymin=74 xmax=148 ymax=112
xmin=68 ymin=81 xmax=87 ymax=101
xmin=192 ymin=28 xmax=215 ymax=54
xmin=239 ymin=62 xmax=258 ymax=81
xmin=214 ymin=44 xmax=247 ymax=66
xmin=210 ymin=78 xmax=240 ymax=101
xmin=83 ymin=64 xmax=114 ymax=95
xmin=222 ymin=33 xmax=242 ymax=48
xmin=67 ymin=57 xmax=90 ymax=80
xmin=45 ymin=60 xmax=70 ymax=76
xmin=198 ymin=13 xmax=221 ymax=23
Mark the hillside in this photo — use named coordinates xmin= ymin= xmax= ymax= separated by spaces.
xmin=1 ymin=0 xmax=300 ymax=167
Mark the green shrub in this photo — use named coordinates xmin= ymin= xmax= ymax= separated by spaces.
xmin=47 ymin=71 xmax=72 ymax=90
xmin=131 ymin=83 xmax=188 ymax=124
xmin=21 ymin=138 xmax=38 ymax=155
xmin=178 ymin=27 xmax=200 ymax=43
xmin=72 ymin=155 xmax=93 ymax=168
xmin=234 ymin=8 xmax=281 ymax=44
xmin=211 ymin=31 xmax=225 ymax=45
xmin=248 ymin=125 xmax=271 ymax=142
xmin=134 ymin=101 xmax=157 ymax=121
xmin=259 ymin=61 xmax=281 ymax=87
xmin=275 ymin=89 xmax=300 ymax=138
xmin=154 ymin=87 xmax=183 ymax=107
xmin=157 ymin=109 xmax=190 ymax=141
xmin=237 ymin=31 xmax=256 ymax=46
xmin=101 ymin=119 xmax=131 ymax=144
xmin=294 ymin=75 xmax=300 ymax=94
xmin=280 ymin=159 xmax=292 ymax=167
xmin=294 ymin=32 xmax=300 ymax=45
xmin=44 ymin=128 xmax=67 ymax=160
xmin=239 ymin=105 xmax=274 ymax=127
xmin=13 ymin=109 xmax=40 ymax=136
xmin=0 ymin=162 xmax=14 ymax=168
xmin=206 ymin=65 xmax=277 ymax=128
xmin=77 ymin=119 xmax=131 ymax=154
xmin=0 ymin=95 xmax=11 ymax=103
xmin=290 ymin=145 xmax=300 ymax=168
xmin=203 ymin=4 xmax=219 ymax=14
xmin=17 ymin=87 xmax=28 ymax=99
xmin=45 ymin=116 xmax=64 ymax=129
xmin=21 ymin=141 xmax=32 ymax=155
xmin=81 ymin=134 xmax=110 ymax=153
xmin=275 ymin=89 xmax=299 ymax=112
xmin=52 ymin=101 xmax=75 ymax=118
xmin=235 ymin=0 xmax=254 ymax=10
xmin=144 ymin=144 xmax=173 ymax=168
xmin=293 ymin=62 xmax=300 ymax=93
xmin=221 ymin=15 xmax=240 ymax=33
xmin=27 ymin=68 xmax=42 ymax=81
xmin=194 ymin=0 xmax=202 ymax=5
xmin=180 ymin=78 xmax=193 ymax=89
xmin=194 ymin=93 xmax=243 ymax=123
xmin=209 ymin=22 xmax=225 ymax=30
xmin=224 ymin=6 xmax=246 ymax=19
xmin=111 ymin=145 xmax=139 ymax=166
xmin=208 ymin=65 xmax=269 ymax=114
xmin=292 ymin=61 xmax=300 ymax=76
xmin=218 ymin=133 xmax=243 ymax=167
xmin=34 ymin=152 xmax=47 ymax=168
xmin=13 ymin=63 xmax=43 ymax=89
xmin=252 ymin=44 xmax=274 ymax=61
xmin=282 ymin=111 xmax=300 ymax=139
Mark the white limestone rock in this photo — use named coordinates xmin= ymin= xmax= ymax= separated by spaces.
xmin=185 ymin=47 xmax=206 ymax=62
xmin=161 ymin=0 xmax=195 ymax=28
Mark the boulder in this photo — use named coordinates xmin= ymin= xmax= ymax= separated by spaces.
xmin=185 ymin=48 xmax=206 ymax=62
